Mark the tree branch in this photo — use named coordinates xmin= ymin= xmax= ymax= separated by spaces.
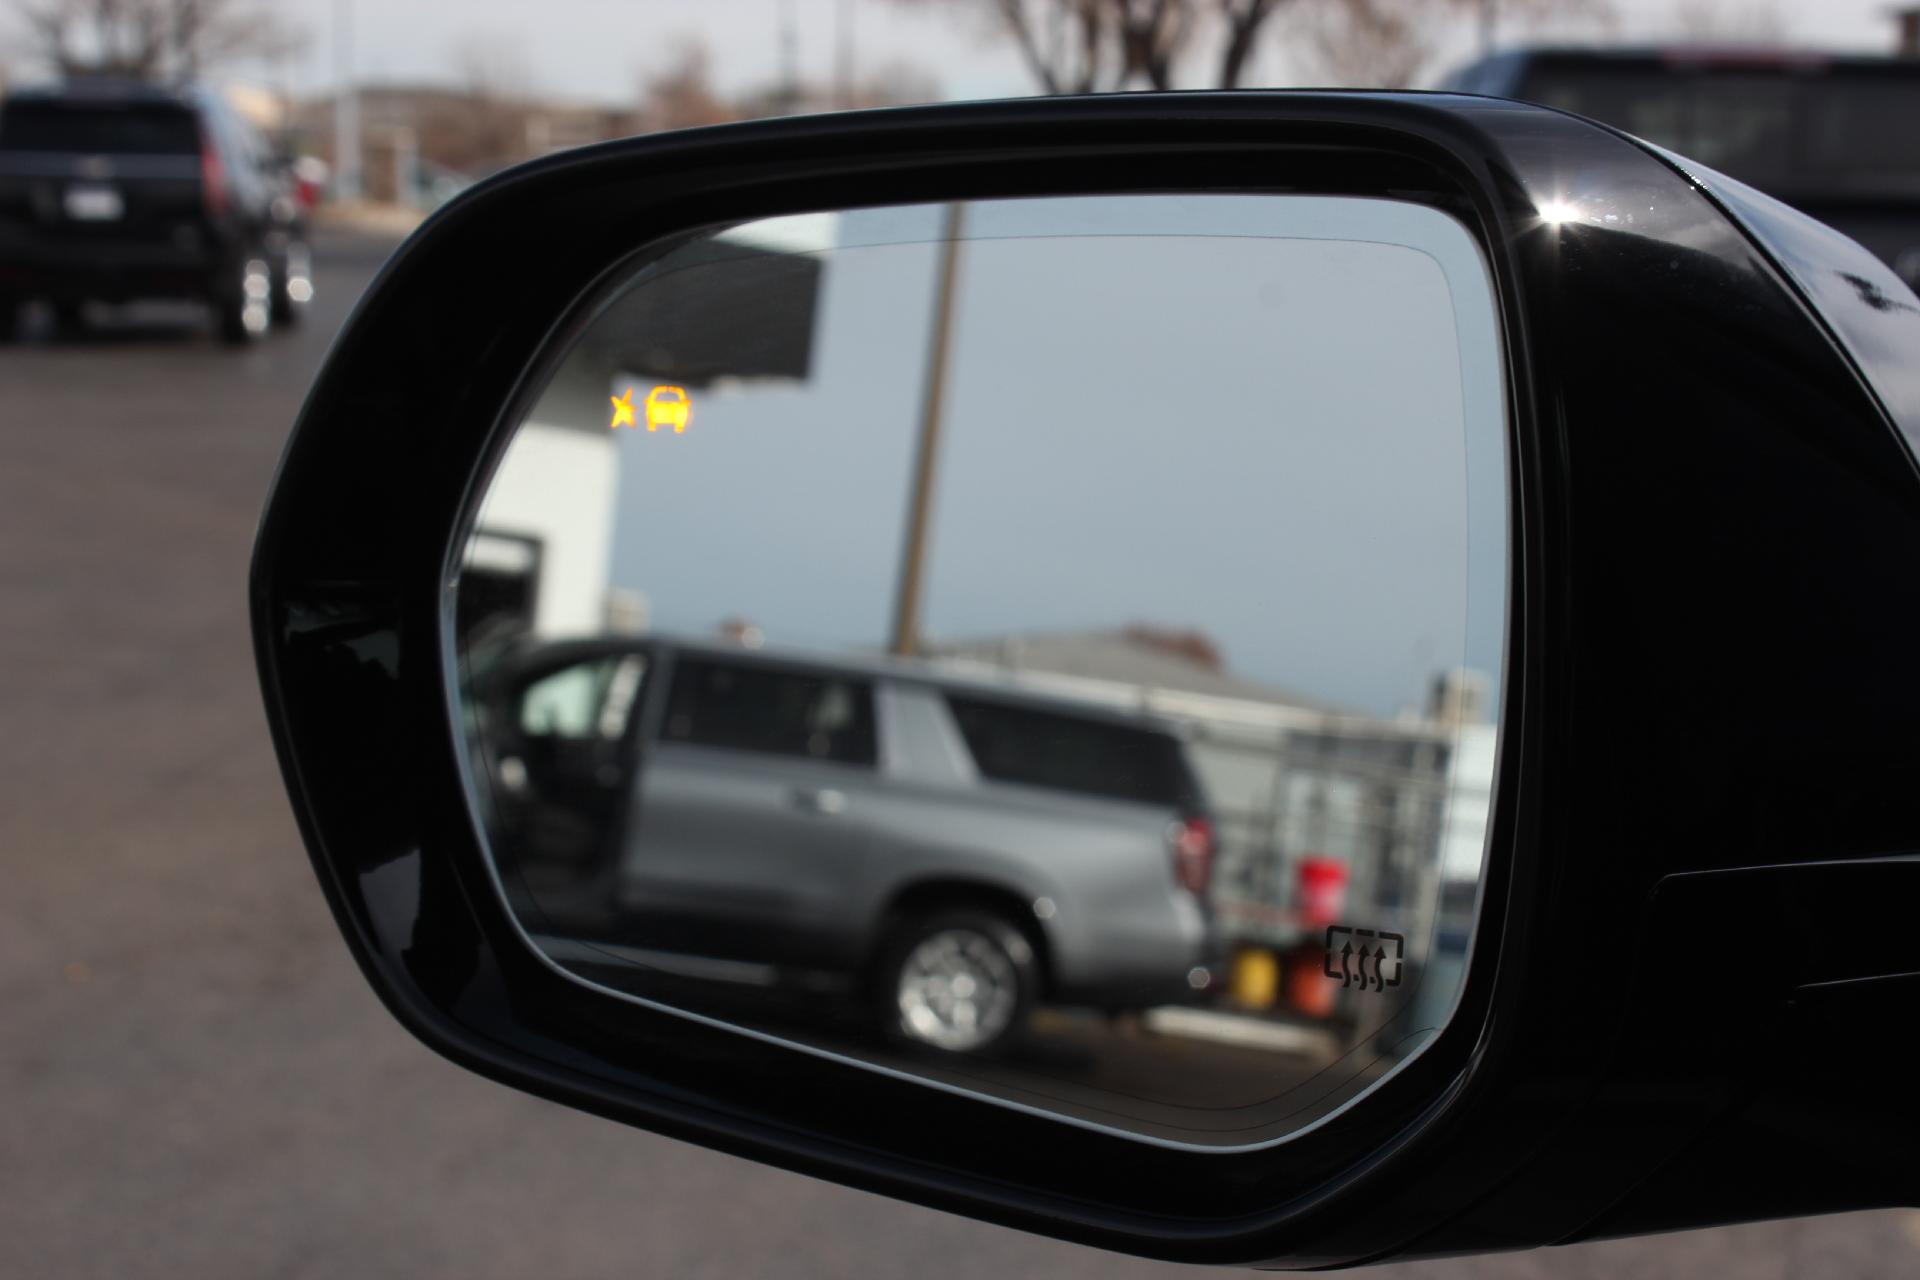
xmin=1217 ymin=0 xmax=1279 ymax=89
xmin=994 ymin=0 xmax=1068 ymax=94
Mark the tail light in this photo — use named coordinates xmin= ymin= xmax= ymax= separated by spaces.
xmin=200 ymin=130 xmax=228 ymax=217
xmin=1171 ymin=815 xmax=1214 ymax=897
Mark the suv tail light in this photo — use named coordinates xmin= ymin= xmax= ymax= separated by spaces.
xmin=200 ymin=129 xmax=228 ymax=217
xmin=1171 ymin=815 xmax=1214 ymax=897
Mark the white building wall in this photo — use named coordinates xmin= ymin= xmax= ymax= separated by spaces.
xmin=1440 ymin=722 xmax=1498 ymax=882
xmin=474 ymin=420 xmax=620 ymax=638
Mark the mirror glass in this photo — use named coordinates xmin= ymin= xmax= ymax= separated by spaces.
xmin=451 ymin=194 xmax=1506 ymax=1148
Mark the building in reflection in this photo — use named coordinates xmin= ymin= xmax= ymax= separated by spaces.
xmin=928 ymin=629 xmax=1494 ymax=1031
xmin=457 ymin=220 xmax=826 ymax=653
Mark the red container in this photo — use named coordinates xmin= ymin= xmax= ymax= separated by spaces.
xmin=1295 ymin=856 xmax=1349 ymax=928
xmin=1286 ymin=943 xmax=1338 ymax=1018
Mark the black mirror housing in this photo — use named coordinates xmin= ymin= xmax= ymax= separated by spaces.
xmin=252 ymin=92 xmax=1920 ymax=1266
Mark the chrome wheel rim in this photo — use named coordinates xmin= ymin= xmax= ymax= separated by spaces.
xmin=896 ymin=928 xmax=1018 ymax=1051
xmin=239 ymin=257 xmax=272 ymax=336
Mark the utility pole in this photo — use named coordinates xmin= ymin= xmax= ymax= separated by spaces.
xmin=835 ymin=0 xmax=857 ymax=109
xmin=779 ymin=0 xmax=801 ymax=114
xmin=333 ymin=0 xmax=360 ymax=200
xmin=889 ymin=202 xmax=967 ymax=657
xmin=1897 ymin=5 xmax=1920 ymax=58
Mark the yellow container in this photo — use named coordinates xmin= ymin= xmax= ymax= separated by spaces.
xmin=1229 ymin=946 xmax=1279 ymax=1009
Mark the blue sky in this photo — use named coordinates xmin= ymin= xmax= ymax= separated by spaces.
xmin=559 ymin=196 xmax=1507 ymax=717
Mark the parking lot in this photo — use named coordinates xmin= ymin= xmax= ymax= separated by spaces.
xmin=3 ymin=230 xmax=1918 ymax=1278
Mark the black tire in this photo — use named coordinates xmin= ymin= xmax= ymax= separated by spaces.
xmin=216 ymin=300 xmax=253 ymax=343
xmin=51 ymin=300 xmax=87 ymax=336
xmin=269 ymin=282 xmax=302 ymax=327
xmin=0 ymin=296 xmax=20 ymax=343
xmin=877 ymin=909 xmax=1037 ymax=1056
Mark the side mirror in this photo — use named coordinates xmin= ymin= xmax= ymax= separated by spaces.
xmin=252 ymin=93 xmax=1920 ymax=1266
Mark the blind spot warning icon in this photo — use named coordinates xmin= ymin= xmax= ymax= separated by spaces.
xmin=609 ymin=388 xmax=635 ymax=429
xmin=645 ymin=385 xmax=692 ymax=433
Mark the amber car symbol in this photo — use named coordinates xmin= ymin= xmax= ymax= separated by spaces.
xmin=645 ymin=385 xmax=692 ymax=433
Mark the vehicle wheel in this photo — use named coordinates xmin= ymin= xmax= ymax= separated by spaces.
xmin=51 ymin=300 xmax=87 ymax=336
xmin=269 ymin=285 xmax=302 ymax=327
xmin=879 ymin=910 xmax=1037 ymax=1055
xmin=215 ymin=256 xmax=272 ymax=345
xmin=270 ymin=240 xmax=311 ymax=327
xmin=0 ymin=296 xmax=20 ymax=343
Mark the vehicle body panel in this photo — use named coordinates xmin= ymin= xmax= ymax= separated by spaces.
xmin=0 ymin=82 xmax=300 ymax=307
xmin=1440 ymin=47 xmax=1920 ymax=286
xmin=493 ymin=636 xmax=1217 ymax=1005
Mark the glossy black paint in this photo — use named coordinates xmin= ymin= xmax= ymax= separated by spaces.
xmin=252 ymin=93 xmax=1920 ymax=1265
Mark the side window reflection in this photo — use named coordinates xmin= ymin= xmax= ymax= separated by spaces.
xmin=519 ymin=657 xmax=644 ymax=740
xmin=663 ymin=660 xmax=877 ymax=766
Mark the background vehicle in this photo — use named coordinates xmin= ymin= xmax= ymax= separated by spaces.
xmin=1439 ymin=46 xmax=1920 ymax=287
xmin=0 ymin=80 xmax=310 ymax=343
xmin=479 ymin=637 xmax=1220 ymax=1054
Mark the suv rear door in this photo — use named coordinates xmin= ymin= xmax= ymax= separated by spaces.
xmin=495 ymin=647 xmax=651 ymax=869
xmin=0 ymin=96 xmax=207 ymax=246
xmin=619 ymin=654 xmax=882 ymax=965
xmin=942 ymin=694 xmax=1201 ymax=809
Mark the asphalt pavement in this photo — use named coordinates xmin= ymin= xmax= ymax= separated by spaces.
xmin=3 ymin=232 xmax=1917 ymax=1278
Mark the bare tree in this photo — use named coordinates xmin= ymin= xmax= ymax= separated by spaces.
xmin=12 ymin=0 xmax=301 ymax=80
xmin=1670 ymin=0 xmax=1787 ymax=41
xmin=1292 ymin=0 xmax=1428 ymax=89
xmin=1290 ymin=0 xmax=1613 ymax=88
xmin=1016 ymin=0 xmax=1296 ymax=91
xmin=1111 ymin=0 xmax=1188 ymax=92
xmin=916 ymin=0 xmax=1277 ymax=94
xmin=1216 ymin=0 xmax=1283 ymax=87
xmin=981 ymin=0 xmax=1108 ymax=94
xmin=640 ymin=38 xmax=939 ymax=128
xmin=447 ymin=32 xmax=534 ymax=173
xmin=843 ymin=58 xmax=942 ymax=108
xmin=917 ymin=0 xmax=1605 ymax=92
xmin=636 ymin=41 xmax=741 ymax=132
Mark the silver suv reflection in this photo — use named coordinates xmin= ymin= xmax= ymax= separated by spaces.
xmin=477 ymin=637 xmax=1222 ymax=1054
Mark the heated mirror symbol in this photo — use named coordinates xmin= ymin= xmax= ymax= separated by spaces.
xmin=1325 ymin=926 xmax=1405 ymax=991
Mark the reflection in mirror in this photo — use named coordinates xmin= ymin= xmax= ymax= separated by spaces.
xmin=451 ymin=195 xmax=1506 ymax=1148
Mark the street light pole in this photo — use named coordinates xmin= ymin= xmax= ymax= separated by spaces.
xmin=889 ymin=202 xmax=967 ymax=657
xmin=333 ymin=0 xmax=360 ymax=200
xmin=779 ymin=0 xmax=800 ymax=114
xmin=836 ymin=0 xmax=856 ymax=109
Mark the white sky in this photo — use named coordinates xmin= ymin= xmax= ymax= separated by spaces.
xmin=194 ymin=0 xmax=1909 ymax=106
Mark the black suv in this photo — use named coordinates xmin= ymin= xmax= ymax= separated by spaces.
xmin=0 ymin=80 xmax=310 ymax=343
